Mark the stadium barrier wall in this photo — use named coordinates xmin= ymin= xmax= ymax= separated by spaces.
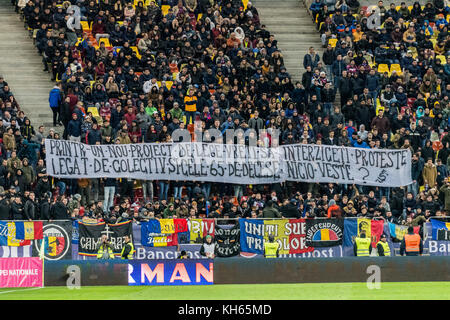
xmin=43 ymin=257 xmax=450 ymax=286
xmin=44 ymin=259 xmax=214 ymax=286
xmin=213 ymin=256 xmax=450 ymax=284
xmin=44 ymin=260 xmax=129 ymax=286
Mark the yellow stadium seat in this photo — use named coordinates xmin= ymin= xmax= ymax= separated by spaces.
xmin=87 ymin=107 xmax=100 ymax=118
xmin=117 ymin=21 xmax=124 ymax=26
xmin=165 ymin=81 xmax=173 ymax=90
xmin=328 ymin=38 xmax=338 ymax=48
xmin=99 ymin=37 xmax=111 ymax=47
xmin=197 ymin=13 xmax=203 ymax=21
xmin=377 ymin=63 xmax=389 ymax=74
xmin=436 ymin=55 xmax=447 ymax=64
xmin=161 ymin=5 xmax=170 ymax=16
xmin=80 ymin=20 xmax=91 ymax=31
xmin=157 ymin=81 xmax=170 ymax=90
xmin=130 ymin=46 xmax=141 ymax=59
xmin=390 ymin=63 xmax=402 ymax=75
xmin=242 ymin=0 xmax=248 ymax=10
xmin=172 ymin=72 xmax=179 ymax=80
xmin=90 ymin=80 xmax=96 ymax=88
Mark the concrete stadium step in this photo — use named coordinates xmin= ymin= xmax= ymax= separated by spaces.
xmin=0 ymin=0 xmax=56 ymax=133
xmin=256 ymin=0 xmax=323 ymax=81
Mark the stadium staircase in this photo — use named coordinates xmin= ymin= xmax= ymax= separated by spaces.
xmin=255 ymin=0 xmax=324 ymax=82
xmin=0 ymin=0 xmax=56 ymax=130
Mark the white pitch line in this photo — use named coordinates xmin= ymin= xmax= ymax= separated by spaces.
xmin=0 ymin=287 xmax=43 ymax=294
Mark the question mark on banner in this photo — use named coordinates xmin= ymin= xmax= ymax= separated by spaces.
xmin=359 ymin=167 xmax=369 ymax=184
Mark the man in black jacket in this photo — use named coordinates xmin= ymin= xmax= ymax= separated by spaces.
xmin=338 ymin=70 xmax=352 ymax=108
xmin=35 ymin=176 xmax=51 ymax=200
xmin=50 ymin=196 xmax=70 ymax=220
xmin=39 ymin=194 xmax=52 ymax=220
xmin=281 ymin=199 xmax=300 ymax=218
xmin=0 ymin=194 xmax=10 ymax=220
xmin=11 ymin=196 xmax=24 ymax=220
xmin=24 ymin=192 xmax=37 ymax=220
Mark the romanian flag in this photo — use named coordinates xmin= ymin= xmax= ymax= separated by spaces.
xmin=388 ymin=223 xmax=420 ymax=241
xmin=239 ymin=218 xmax=313 ymax=255
xmin=15 ymin=221 xmax=43 ymax=240
xmin=344 ymin=218 xmax=384 ymax=248
xmin=430 ymin=219 xmax=450 ymax=241
xmin=6 ymin=222 xmax=31 ymax=247
xmin=314 ymin=229 xmax=339 ymax=241
xmin=263 ymin=219 xmax=289 ymax=254
xmin=141 ymin=219 xmax=188 ymax=247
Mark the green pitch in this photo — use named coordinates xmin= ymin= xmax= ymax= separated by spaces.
xmin=0 ymin=282 xmax=448 ymax=300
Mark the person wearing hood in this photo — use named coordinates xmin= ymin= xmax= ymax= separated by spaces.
xmin=163 ymin=203 xmax=177 ymax=218
xmin=327 ymin=199 xmax=342 ymax=218
xmin=416 ymin=106 xmax=425 ymax=119
xmin=395 ymin=86 xmax=407 ymax=107
xmin=200 ymin=235 xmax=216 ymax=258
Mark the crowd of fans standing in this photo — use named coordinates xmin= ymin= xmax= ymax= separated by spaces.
xmin=0 ymin=0 xmax=446 ymax=229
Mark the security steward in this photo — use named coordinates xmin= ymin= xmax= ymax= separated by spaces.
xmin=353 ymin=231 xmax=372 ymax=256
xmin=120 ymin=235 xmax=134 ymax=259
xmin=97 ymin=235 xmax=115 ymax=259
xmin=376 ymin=234 xmax=391 ymax=256
xmin=400 ymin=227 xmax=423 ymax=256
xmin=264 ymin=235 xmax=280 ymax=258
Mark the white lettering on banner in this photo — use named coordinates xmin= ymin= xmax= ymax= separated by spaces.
xmin=428 ymin=241 xmax=450 ymax=253
xmin=45 ymin=140 xmax=412 ymax=187
xmin=0 ymin=269 xmax=39 ymax=276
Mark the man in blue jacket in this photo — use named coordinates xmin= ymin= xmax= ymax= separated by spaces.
xmin=67 ymin=113 xmax=82 ymax=142
xmin=48 ymin=83 xmax=62 ymax=126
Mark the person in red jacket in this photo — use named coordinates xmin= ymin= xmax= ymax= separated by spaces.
xmin=327 ymin=199 xmax=342 ymax=218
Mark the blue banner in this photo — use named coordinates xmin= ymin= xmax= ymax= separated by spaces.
xmin=128 ymin=259 xmax=214 ymax=285
xmin=0 ymin=221 xmax=8 ymax=246
xmin=72 ymin=220 xmax=79 ymax=244
xmin=239 ymin=218 xmax=264 ymax=254
xmin=343 ymin=219 xmax=357 ymax=247
xmin=430 ymin=219 xmax=450 ymax=240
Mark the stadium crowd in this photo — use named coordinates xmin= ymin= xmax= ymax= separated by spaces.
xmin=0 ymin=0 xmax=447 ymax=229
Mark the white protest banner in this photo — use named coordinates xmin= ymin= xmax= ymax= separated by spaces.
xmin=44 ymin=139 xmax=283 ymax=185
xmin=282 ymin=144 xmax=412 ymax=187
xmin=44 ymin=139 xmax=412 ymax=186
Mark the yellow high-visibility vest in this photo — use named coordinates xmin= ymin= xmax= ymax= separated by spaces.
xmin=355 ymin=237 xmax=371 ymax=256
xmin=121 ymin=242 xmax=134 ymax=259
xmin=264 ymin=242 xmax=279 ymax=258
xmin=377 ymin=241 xmax=391 ymax=256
